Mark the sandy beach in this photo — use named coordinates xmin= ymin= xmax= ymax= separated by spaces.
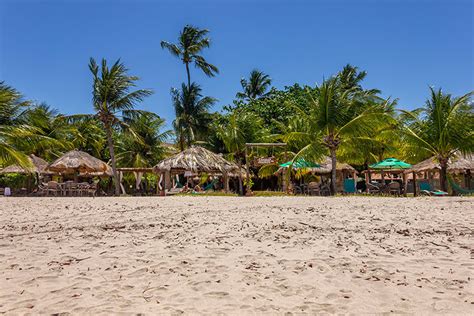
xmin=0 ymin=196 xmax=472 ymax=314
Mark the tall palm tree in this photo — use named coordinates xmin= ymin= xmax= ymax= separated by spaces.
xmin=161 ymin=25 xmax=219 ymax=87
xmin=236 ymin=69 xmax=272 ymax=101
xmin=172 ymin=83 xmax=216 ymax=150
xmin=87 ymin=58 xmax=152 ymax=195
xmin=281 ymin=68 xmax=394 ymax=194
xmin=401 ymin=87 xmax=473 ymax=191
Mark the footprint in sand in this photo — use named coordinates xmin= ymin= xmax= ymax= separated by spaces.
xmin=205 ymin=291 xmax=229 ymax=298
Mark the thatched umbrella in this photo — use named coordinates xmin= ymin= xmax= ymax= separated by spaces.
xmin=47 ymin=150 xmax=111 ymax=180
xmin=402 ymin=154 xmax=473 ymax=195
xmin=405 ymin=154 xmax=473 ymax=174
xmin=0 ymin=154 xmax=51 ymax=175
xmin=154 ymin=146 xmax=239 ymax=174
xmin=153 ymin=146 xmax=240 ymax=192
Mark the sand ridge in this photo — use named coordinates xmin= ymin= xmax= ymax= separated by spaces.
xmin=0 ymin=196 xmax=473 ymax=314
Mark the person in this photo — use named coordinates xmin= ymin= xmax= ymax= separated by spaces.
xmin=181 ymin=183 xmax=190 ymax=193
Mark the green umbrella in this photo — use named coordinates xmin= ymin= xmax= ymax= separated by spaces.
xmin=369 ymin=158 xmax=411 ymax=169
xmin=280 ymin=158 xmax=320 ymax=169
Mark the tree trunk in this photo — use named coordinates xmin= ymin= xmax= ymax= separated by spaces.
xmin=238 ymin=159 xmax=243 ymax=195
xmin=185 ymin=62 xmax=191 ymax=88
xmin=330 ymin=147 xmax=337 ymax=195
xmin=439 ymin=157 xmax=448 ymax=192
xmin=105 ymin=125 xmax=121 ymax=196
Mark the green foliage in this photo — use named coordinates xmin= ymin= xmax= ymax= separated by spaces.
xmin=400 ymin=87 xmax=473 ymax=190
xmin=228 ymin=84 xmax=310 ymax=134
xmin=0 ymin=173 xmax=28 ymax=189
xmin=161 ymin=25 xmax=219 ymax=86
xmin=236 ymin=69 xmax=272 ymax=101
xmin=117 ymin=112 xmax=171 ymax=167
xmin=172 ymin=82 xmax=216 ymax=150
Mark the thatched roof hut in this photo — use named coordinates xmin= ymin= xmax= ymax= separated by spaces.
xmin=405 ymin=154 xmax=473 ymax=174
xmin=0 ymin=154 xmax=51 ymax=175
xmin=47 ymin=150 xmax=111 ymax=175
xmin=316 ymin=156 xmax=357 ymax=174
xmin=153 ymin=146 xmax=240 ymax=175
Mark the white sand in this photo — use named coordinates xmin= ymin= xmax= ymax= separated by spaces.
xmin=0 ymin=196 xmax=472 ymax=314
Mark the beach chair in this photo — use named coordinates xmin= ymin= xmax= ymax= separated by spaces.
xmin=367 ymin=182 xmax=381 ymax=194
xmin=86 ymin=182 xmax=98 ymax=197
xmin=419 ymin=182 xmax=448 ymax=196
xmin=343 ymin=178 xmax=356 ymax=194
xmin=307 ymin=182 xmax=320 ymax=196
xmin=388 ymin=181 xmax=401 ymax=195
xmin=203 ymin=179 xmax=218 ymax=191
xmin=448 ymin=177 xmax=474 ymax=196
xmin=46 ymin=181 xmax=61 ymax=196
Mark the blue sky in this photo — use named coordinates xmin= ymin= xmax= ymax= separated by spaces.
xmin=1 ymin=0 xmax=473 ymax=129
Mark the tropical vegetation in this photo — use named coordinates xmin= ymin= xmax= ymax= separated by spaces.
xmin=1 ymin=25 xmax=473 ymax=196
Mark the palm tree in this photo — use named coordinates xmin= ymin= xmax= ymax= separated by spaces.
xmin=17 ymin=104 xmax=72 ymax=161
xmin=216 ymin=110 xmax=266 ymax=194
xmin=117 ymin=111 xmax=172 ymax=168
xmin=172 ymin=83 xmax=216 ymax=150
xmin=236 ymin=69 xmax=272 ymax=101
xmin=401 ymin=87 xmax=473 ymax=191
xmin=88 ymin=58 xmax=153 ymax=195
xmin=161 ymin=25 xmax=219 ymax=87
xmin=281 ymin=68 xmax=394 ymax=195
xmin=68 ymin=116 xmax=107 ymax=159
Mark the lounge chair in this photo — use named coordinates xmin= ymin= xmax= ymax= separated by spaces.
xmin=419 ymin=182 xmax=448 ymax=196
xmin=448 ymin=177 xmax=474 ymax=196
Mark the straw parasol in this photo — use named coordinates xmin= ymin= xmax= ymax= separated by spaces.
xmin=47 ymin=150 xmax=111 ymax=176
xmin=0 ymin=154 xmax=51 ymax=175
xmin=153 ymin=146 xmax=240 ymax=174
xmin=405 ymin=154 xmax=473 ymax=174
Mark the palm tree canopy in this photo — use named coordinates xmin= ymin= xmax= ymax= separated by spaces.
xmin=89 ymin=58 xmax=153 ymax=125
xmin=236 ymin=69 xmax=272 ymax=101
xmin=117 ymin=111 xmax=172 ymax=167
xmin=401 ymin=87 xmax=473 ymax=161
xmin=172 ymin=82 xmax=216 ymax=149
xmin=161 ymin=25 xmax=219 ymax=79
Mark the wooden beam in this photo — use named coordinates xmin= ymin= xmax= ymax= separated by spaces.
xmin=245 ymin=143 xmax=287 ymax=147
xmin=117 ymin=167 xmax=154 ymax=173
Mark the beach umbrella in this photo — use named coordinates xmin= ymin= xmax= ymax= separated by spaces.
xmin=370 ymin=158 xmax=411 ymax=169
xmin=47 ymin=150 xmax=111 ymax=179
xmin=0 ymin=154 xmax=52 ymax=175
xmin=279 ymin=158 xmax=320 ymax=169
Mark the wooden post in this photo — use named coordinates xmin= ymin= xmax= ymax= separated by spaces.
xmin=353 ymin=171 xmax=357 ymax=192
xmin=223 ymin=172 xmax=229 ymax=193
xmin=402 ymin=172 xmax=407 ymax=197
xmin=412 ymin=171 xmax=417 ymax=196
xmin=365 ymin=171 xmax=370 ymax=193
xmin=245 ymin=146 xmax=250 ymax=194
